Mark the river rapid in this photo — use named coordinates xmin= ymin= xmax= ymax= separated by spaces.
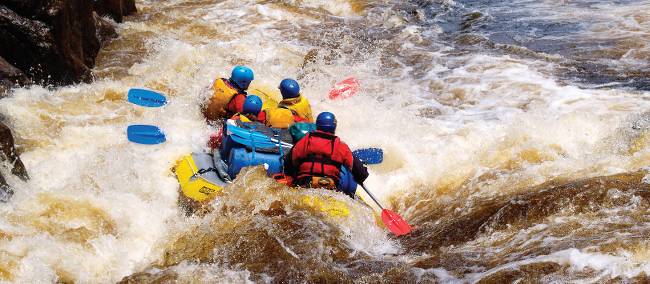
xmin=1 ymin=0 xmax=650 ymax=283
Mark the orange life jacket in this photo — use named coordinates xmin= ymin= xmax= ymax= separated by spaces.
xmin=203 ymin=78 xmax=245 ymax=120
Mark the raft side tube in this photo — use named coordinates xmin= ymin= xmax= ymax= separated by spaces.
xmin=174 ymin=152 xmax=229 ymax=202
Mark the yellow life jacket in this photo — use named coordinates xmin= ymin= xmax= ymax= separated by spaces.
xmin=264 ymin=107 xmax=295 ymax=129
xmin=278 ymin=95 xmax=313 ymax=123
xmin=203 ymin=78 xmax=241 ymax=120
xmin=232 ymin=113 xmax=253 ymax=123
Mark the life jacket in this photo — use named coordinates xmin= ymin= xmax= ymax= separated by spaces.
xmin=264 ymin=107 xmax=295 ymax=129
xmin=293 ymin=131 xmax=347 ymax=183
xmin=230 ymin=113 xmax=255 ymax=123
xmin=204 ymin=78 xmax=245 ymax=120
xmin=278 ymin=95 xmax=313 ymax=123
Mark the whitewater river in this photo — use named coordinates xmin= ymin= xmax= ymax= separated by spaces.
xmin=1 ymin=0 xmax=650 ymax=282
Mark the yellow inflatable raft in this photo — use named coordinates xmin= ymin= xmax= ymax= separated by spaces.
xmin=174 ymin=153 xmax=228 ymax=202
xmin=248 ymin=86 xmax=281 ymax=109
xmin=174 ymin=152 xmax=352 ymax=217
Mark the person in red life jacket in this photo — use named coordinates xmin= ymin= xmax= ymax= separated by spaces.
xmin=284 ymin=112 xmax=368 ymax=196
xmin=230 ymin=95 xmax=265 ymax=123
xmin=209 ymin=95 xmax=266 ymax=151
xmin=203 ymin=66 xmax=255 ymax=121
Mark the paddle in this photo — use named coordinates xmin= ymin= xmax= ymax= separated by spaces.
xmin=128 ymin=88 xmax=167 ymax=107
xmin=127 ymin=125 xmax=166 ymax=144
xmin=360 ymin=183 xmax=412 ymax=236
xmin=328 ymin=77 xmax=359 ymax=100
xmin=227 ymin=124 xmax=293 ymax=148
xmin=352 ymin=148 xmax=383 ymax=164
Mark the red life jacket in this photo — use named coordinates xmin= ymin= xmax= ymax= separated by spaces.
xmin=291 ymin=131 xmax=353 ymax=182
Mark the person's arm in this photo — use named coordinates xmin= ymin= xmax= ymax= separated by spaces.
xmin=283 ymin=148 xmax=296 ymax=177
xmin=340 ymin=142 xmax=369 ymax=184
xmin=257 ymin=110 xmax=267 ymax=124
xmin=351 ymin=156 xmax=369 ymax=184
xmin=226 ymin=93 xmax=246 ymax=115
xmin=286 ymin=136 xmax=308 ymax=177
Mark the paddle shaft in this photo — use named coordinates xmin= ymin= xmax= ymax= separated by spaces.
xmin=360 ymin=183 xmax=413 ymax=236
xmin=360 ymin=183 xmax=384 ymax=210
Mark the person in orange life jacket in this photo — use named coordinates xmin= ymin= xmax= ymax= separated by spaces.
xmin=203 ymin=66 xmax=254 ymax=121
xmin=258 ymin=79 xmax=313 ymax=124
xmin=284 ymin=112 xmax=369 ymax=197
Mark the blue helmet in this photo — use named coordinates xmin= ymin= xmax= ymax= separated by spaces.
xmin=242 ymin=95 xmax=263 ymax=115
xmin=316 ymin=112 xmax=337 ymax=133
xmin=279 ymin=78 xmax=300 ymax=99
xmin=230 ymin=66 xmax=254 ymax=90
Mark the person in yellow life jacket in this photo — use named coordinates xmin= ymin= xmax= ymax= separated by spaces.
xmin=230 ymin=95 xmax=264 ymax=123
xmin=262 ymin=106 xmax=295 ymax=129
xmin=203 ymin=66 xmax=254 ymax=121
xmin=277 ymin=78 xmax=313 ymax=123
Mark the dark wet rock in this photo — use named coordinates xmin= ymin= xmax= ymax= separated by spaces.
xmin=1 ymin=0 xmax=45 ymax=18
xmin=0 ymin=121 xmax=28 ymax=202
xmin=0 ymin=1 xmax=98 ymax=85
xmin=93 ymin=0 xmax=137 ymax=23
xmin=0 ymin=0 xmax=136 ymax=88
xmin=0 ymin=5 xmax=55 ymax=84
xmin=0 ymin=56 xmax=30 ymax=96
xmin=93 ymin=12 xmax=117 ymax=43
xmin=0 ymin=122 xmax=28 ymax=181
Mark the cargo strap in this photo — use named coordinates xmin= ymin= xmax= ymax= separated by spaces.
xmin=249 ymin=126 xmax=257 ymax=165
xmin=196 ymin=168 xmax=218 ymax=175
xmin=273 ymin=128 xmax=285 ymax=172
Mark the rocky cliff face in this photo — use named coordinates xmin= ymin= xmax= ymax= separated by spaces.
xmin=94 ymin=0 xmax=137 ymax=23
xmin=0 ymin=56 xmax=30 ymax=95
xmin=0 ymin=0 xmax=137 ymax=201
xmin=0 ymin=0 xmax=136 ymax=90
